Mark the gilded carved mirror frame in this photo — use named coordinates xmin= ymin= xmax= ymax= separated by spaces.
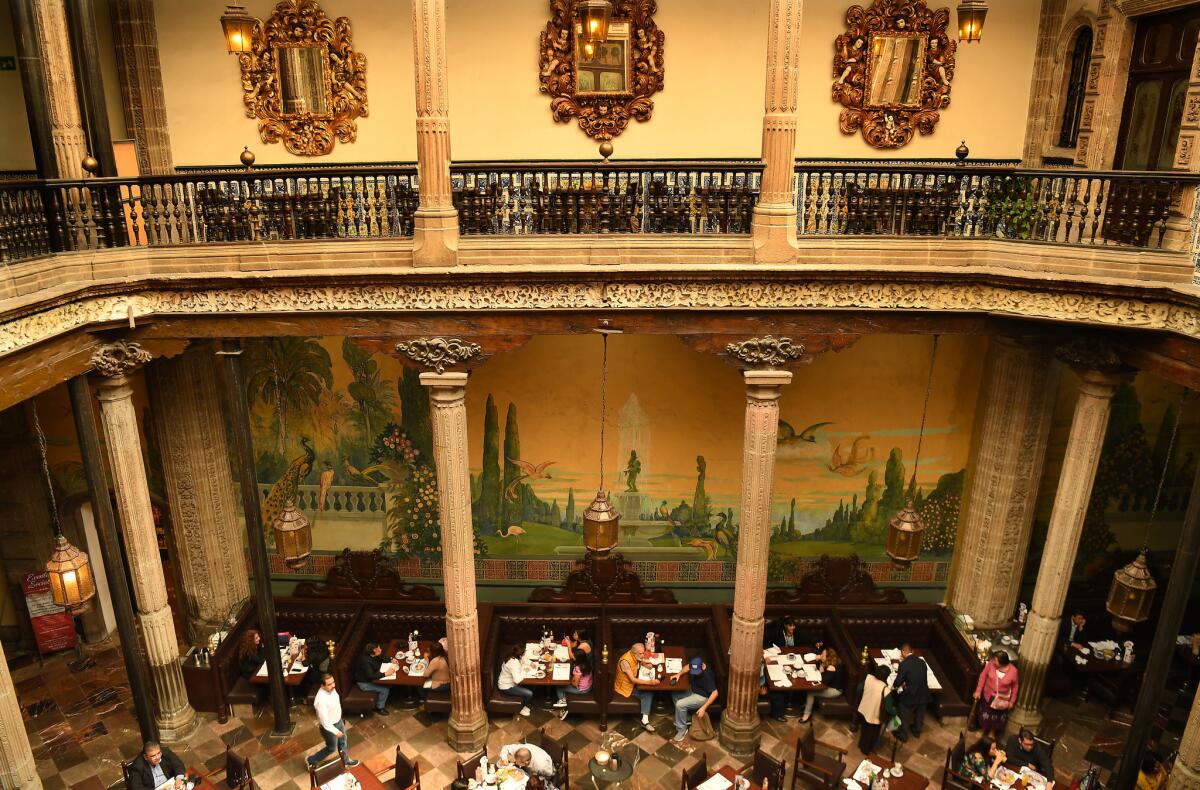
xmin=832 ymin=0 xmax=956 ymax=149
xmin=539 ymin=0 xmax=665 ymax=142
xmin=236 ymin=0 xmax=368 ymax=156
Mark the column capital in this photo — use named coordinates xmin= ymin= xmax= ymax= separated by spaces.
xmin=743 ymin=369 xmax=793 ymax=401
xmin=726 ymin=335 xmax=805 ymax=368
xmin=91 ymin=340 xmax=153 ymax=381
xmin=397 ymin=337 xmax=482 ymax=373
xmin=1055 ymin=338 xmax=1136 ymax=379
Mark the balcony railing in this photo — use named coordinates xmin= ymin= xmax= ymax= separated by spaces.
xmin=450 ymin=160 xmax=762 ymax=235
xmin=794 ymin=163 xmax=1198 ymax=249
xmin=1 ymin=159 xmax=1196 ymax=267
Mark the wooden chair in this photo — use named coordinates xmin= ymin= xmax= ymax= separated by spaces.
xmin=741 ymin=748 xmax=785 ymax=789
xmin=791 ymin=723 xmax=847 ymax=790
xmin=224 ymin=746 xmax=253 ymax=789
xmin=121 ymin=760 xmax=134 ymax=789
xmin=941 ymin=733 xmax=986 ymax=789
xmin=393 ymin=747 xmax=421 ymax=790
xmin=308 ymin=755 xmax=346 ymax=788
xmin=539 ymin=730 xmax=569 ymax=790
xmin=681 ymin=753 xmax=708 ymax=790
xmin=457 ymin=750 xmax=486 ymax=782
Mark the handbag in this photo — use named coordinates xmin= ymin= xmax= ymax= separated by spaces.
xmin=991 ymin=692 xmax=1011 ymax=711
xmin=690 ymin=712 xmax=716 ymax=741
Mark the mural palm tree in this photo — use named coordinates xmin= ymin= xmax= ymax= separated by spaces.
xmin=245 ymin=337 xmax=334 ymax=454
xmin=342 ymin=339 xmax=395 ymax=444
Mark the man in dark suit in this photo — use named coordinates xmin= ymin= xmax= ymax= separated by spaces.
xmin=762 ymin=616 xmax=799 ymax=649
xmin=1058 ymin=613 xmax=1088 ymax=651
xmin=892 ymin=643 xmax=932 ymax=741
xmin=126 ymin=742 xmax=186 ymax=790
xmin=353 ymin=642 xmax=396 ymax=715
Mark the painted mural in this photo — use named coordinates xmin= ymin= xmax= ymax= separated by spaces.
xmin=242 ymin=334 xmax=984 ymax=591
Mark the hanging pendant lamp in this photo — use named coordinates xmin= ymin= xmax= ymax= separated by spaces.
xmin=887 ymin=336 xmax=939 ymax=565
xmin=583 ymin=326 xmax=621 ymax=556
xmin=32 ymin=401 xmax=96 ymax=615
xmin=273 ymin=500 xmax=313 ymax=570
xmin=575 ymin=0 xmax=612 ymax=45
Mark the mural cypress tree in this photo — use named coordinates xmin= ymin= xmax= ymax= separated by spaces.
xmin=564 ymin=488 xmax=576 ymax=530
xmin=856 ymin=470 xmax=882 ymax=543
xmin=788 ymin=497 xmax=796 ymax=537
xmin=692 ymin=455 xmax=709 ymax=523
xmin=399 ymin=367 xmax=434 ymax=465
xmin=879 ymin=449 xmax=906 ymax=522
xmin=478 ymin=394 xmax=502 ymax=534
xmin=501 ymin=403 xmax=522 ymax=529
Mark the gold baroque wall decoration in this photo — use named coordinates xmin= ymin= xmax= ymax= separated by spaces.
xmin=236 ymin=0 xmax=368 ymax=156
xmin=832 ymin=0 xmax=956 ymax=149
xmin=539 ymin=0 xmax=665 ymax=142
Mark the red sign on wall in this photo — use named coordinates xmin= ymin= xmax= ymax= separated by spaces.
xmin=21 ymin=572 xmax=77 ymax=655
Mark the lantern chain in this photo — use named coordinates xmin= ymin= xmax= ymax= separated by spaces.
xmin=1144 ymin=387 xmax=1189 ymax=546
xmin=599 ymin=333 xmax=609 ymax=491
xmin=912 ymin=335 xmax=939 ymax=483
xmin=30 ymin=400 xmax=63 ymax=536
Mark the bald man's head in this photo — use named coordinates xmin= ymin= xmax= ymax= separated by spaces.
xmin=514 ymin=748 xmax=532 ymax=767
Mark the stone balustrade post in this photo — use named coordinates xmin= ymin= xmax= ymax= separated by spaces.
xmin=410 ymin=0 xmax=458 ymax=267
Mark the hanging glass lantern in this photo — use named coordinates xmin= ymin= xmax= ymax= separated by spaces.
xmin=886 ymin=501 xmax=925 ymax=565
xmin=220 ymin=4 xmax=256 ymax=54
xmin=583 ymin=490 xmax=620 ymax=555
xmin=273 ymin=501 xmax=312 ymax=570
xmin=576 ymin=0 xmax=612 ymax=44
xmin=956 ymin=0 xmax=988 ymax=43
xmin=1107 ymin=552 xmax=1156 ymax=632
xmin=46 ymin=533 xmax=96 ymax=615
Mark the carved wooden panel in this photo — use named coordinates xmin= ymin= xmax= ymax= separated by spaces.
xmin=291 ymin=549 xmax=438 ymax=600
xmin=528 ymin=552 xmax=676 ymax=603
xmin=765 ymin=554 xmax=907 ymax=605
xmin=832 ymin=0 xmax=956 ymax=149
xmin=539 ymin=0 xmax=665 ymax=141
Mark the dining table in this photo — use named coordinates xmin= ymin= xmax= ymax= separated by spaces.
xmin=1066 ymin=644 xmax=1134 ymax=674
xmin=763 ymin=646 xmax=826 ymax=692
xmin=866 ymin=648 xmax=946 ymax=695
xmin=514 ymin=641 xmax=573 ymax=687
xmin=380 ymin=639 xmax=440 ymax=686
xmin=708 ymin=764 xmax=760 ymax=790
xmin=632 ymin=645 xmax=690 ymax=693
xmin=251 ymin=644 xmax=310 ymax=686
xmin=852 ymin=755 xmax=930 ymax=790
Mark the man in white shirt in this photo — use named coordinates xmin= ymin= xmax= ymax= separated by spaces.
xmin=498 ymin=743 xmax=556 ymax=786
xmin=307 ymin=673 xmax=360 ymax=769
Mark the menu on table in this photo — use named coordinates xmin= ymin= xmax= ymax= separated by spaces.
xmin=551 ymin=663 xmax=570 ymax=681
xmin=665 ymin=657 xmax=683 ymax=674
xmin=637 ymin=666 xmax=657 ymax=682
xmin=695 ymin=774 xmax=732 ymax=790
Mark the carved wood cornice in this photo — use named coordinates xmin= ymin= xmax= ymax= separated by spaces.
xmin=90 ymin=340 xmax=152 ymax=379
xmin=395 ymin=337 xmax=483 ymax=373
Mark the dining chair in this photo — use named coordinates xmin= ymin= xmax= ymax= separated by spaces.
xmin=741 ymin=748 xmax=785 ymax=789
xmin=941 ymin=732 xmax=986 ymax=789
xmin=224 ymin=745 xmax=253 ymax=789
xmin=539 ymin=730 xmax=569 ymax=790
xmin=681 ymin=753 xmax=708 ymax=790
xmin=393 ymin=747 xmax=421 ymax=790
xmin=791 ymin=723 xmax=847 ymax=790
xmin=121 ymin=760 xmax=134 ymax=789
xmin=457 ymin=750 xmax=486 ymax=782
xmin=308 ymin=755 xmax=346 ymax=788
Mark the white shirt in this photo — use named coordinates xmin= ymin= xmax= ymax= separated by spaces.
xmin=150 ymin=763 xmax=168 ymax=788
xmin=497 ymin=657 xmax=524 ymax=690
xmin=314 ymin=687 xmax=342 ymax=734
xmin=499 ymin=743 xmax=555 ymax=778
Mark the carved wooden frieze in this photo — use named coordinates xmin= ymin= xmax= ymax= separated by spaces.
xmin=235 ymin=0 xmax=368 ymax=156
xmin=832 ymin=0 xmax=956 ymax=149
xmin=538 ymin=0 xmax=665 ymax=141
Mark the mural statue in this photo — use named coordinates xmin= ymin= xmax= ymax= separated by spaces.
xmin=621 ymin=450 xmax=642 ymax=492
xmin=504 ymin=457 xmax=556 ymax=501
xmin=318 ymin=461 xmax=335 ymax=512
xmin=262 ymin=437 xmax=315 ymax=540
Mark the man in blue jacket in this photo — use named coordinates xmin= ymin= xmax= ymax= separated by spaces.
xmin=892 ymin=643 xmax=932 ymax=741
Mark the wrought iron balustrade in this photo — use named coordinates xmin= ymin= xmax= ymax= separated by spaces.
xmin=450 ymin=160 xmax=762 ymax=235
xmin=794 ymin=163 xmax=1199 ymax=250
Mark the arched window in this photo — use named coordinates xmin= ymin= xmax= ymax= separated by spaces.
xmin=1058 ymin=26 xmax=1093 ymax=148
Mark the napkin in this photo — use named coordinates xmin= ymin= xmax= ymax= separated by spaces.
xmin=1075 ymin=656 xmax=1088 ymax=666
xmin=553 ymin=645 xmax=569 ymax=661
xmin=256 ymin=662 xmax=269 ymax=677
xmin=695 ymin=775 xmax=732 ymax=790
xmin=379 ymin=662 xmax=398 ymax=674
xmin=925 ymin=668 xmax=942 ymax=690
xmin=1089 ymin=640 xmax=1118 ymax=652
xmin=767 ymin=664 xmax=788 ymax=683
xmin=851 ymin=759 xmax=885 ymax=785
xmin=842 ymin=781 xmax=862 ymax=790
xmin=803 ymin=652 xmax=818 ymax=662
xmin=1178 ymin=635 xmax=1192 ymax=645
xmin=803 ymin=666 xmax=824 ymax=683
xmin=882 ymin=648 xmax=902 ymax=660
xmin=552 ymin=663 xmax=570 ymax=680
xmin=763 ymin=646 xmax=781 ymax=657
xmin=524 ymin=643 xmax=540 ymax=659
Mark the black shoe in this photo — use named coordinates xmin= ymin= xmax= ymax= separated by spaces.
xmin=344 ymin=759 xmax=361 ymax=768
xmin=772 ymin=715 xmax=788 ymax=723
xmin=375 ymin=707 xmax=390 ymax=716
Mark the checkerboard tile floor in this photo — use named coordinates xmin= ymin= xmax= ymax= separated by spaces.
xmin=12 ymin=638 xmax=1191 ymax=789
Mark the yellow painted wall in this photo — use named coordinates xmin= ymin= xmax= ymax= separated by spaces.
xmin=794 ymin=0 xmax=1043 ymax=160
xmin=0 ymin=5 xmax=35 ymax=171
xmin=155 ymin=0 xmax=417 ymax=166
xmin=95 ymin=0 xmax=130 ymax=142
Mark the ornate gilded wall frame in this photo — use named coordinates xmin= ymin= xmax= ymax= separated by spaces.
xmin=832 ymin=0 xmax=956 ymax=149
xmin=538 ymin=0 xmax=665 ymax=141
xmin=236 ymin=0 xmax=368 ymax=156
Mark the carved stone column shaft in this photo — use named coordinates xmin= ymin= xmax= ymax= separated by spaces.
xmin=0 ymin=638 xmax=40 ymax=789
xmin=1020 ymin=0 xmax=1067 ymax=165
xmin=948 ymin=340 xmax=1059 ymax=628
xmin=112 ymin=0 xmax=174 ymax=174
xmin=147 ymin=349 xmax=248 ymax=644
xmin=33 ymin=0 xmax=85 ymax=178
xmin=91 ymin=342 xmax=197 ymax=741
xmin=1170 ymin=694 xmax=1200 ymax=788
xmin=752 ymin=0 xmax=804 ymax=262
xmin=421 ymin=372 xmax=488 ymax=752
xmin=719 ymin=369 xmax=791 ymax=756
xmin=1011 ymin=369 xmax=1121 ymax=731
xmin=410 ymin=0 xmax=458 ymax=267
xmin=1074 ymin=1 xmax=1134 ymax=168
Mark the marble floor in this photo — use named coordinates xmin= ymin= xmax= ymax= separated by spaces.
xmin=12 ymin=637 xmax=1192 ymax=790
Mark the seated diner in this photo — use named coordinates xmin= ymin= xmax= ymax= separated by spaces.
xmin=1005 ymin=728 xmax=1055 ymax=786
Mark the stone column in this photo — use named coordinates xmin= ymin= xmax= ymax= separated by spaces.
xmin=719 ymin=369 xmax=792 ymax=756
xmin=0 ymin=638 xmax=40 ymax=789
xmin=1020 ymin=0 xmax=1067 ymax=165
xmin=1166 ymin=31 xmax=1200 ymax=256
xmin=111 ymin=0 xmax=174 ymax=175
xmin=421 ymin=371 xmax=488 ymax=751
xmin=1170 ymin=693 xmax=1200 ymax=789
xmin=33 ymin=0 xmax=86 ymax=178
xmin=91 ymin=341 xmax=197 ymax=741
xmin=947 ymin=339 xmax=1059 ymax=628
xmin=410 ymin=0 xmax=458 ymax=267
xmin=1073 ymin=0 xmax=1134 ymax=169
xmin=1010 ymin=353 xmax=1126 ymax=732
xmin=146 ymin=347 xmax=249 ymax=645
xmin=751 ymin=0 xmax=804 ymax=263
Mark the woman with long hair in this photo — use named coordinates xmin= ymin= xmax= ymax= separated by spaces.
xmin=237 ymin=629 xmax=266 ymax=680
xmin=801 ymin=647 xmax=846 ymax=723
xmin=420 ymin=640 xmax=451 ymax=699
xmin=552 ymin=649 xmax=593 ymax=719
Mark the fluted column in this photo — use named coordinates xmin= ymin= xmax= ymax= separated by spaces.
xmin=111 ymin=0 xmax=174 ymax=174
xmin=1073 ymin=1 xmax=1134 ymax=169
xmin=1171 ymin=694 xmax=1200 ymax=789
xmin=719 ymin=369 xmax=792 ymax=756
xmin=410 ymin=0 xmax=458 ymax=267
xmin=421 ymin=372 xmax=488 ymax=751
xmin=1010 ymin=365 xmax=1124 ymax=732
xmin=751 ymin=0 xmax=804 ymax=263
xmin=1020 ymin=0 xmax=1067 ymax=165
xmin=0 ymin=638 xmax=40 ymax=789
xmin=147 ymin=348 xmax=249 ymax=645
xmin=33 ymin=0 xmax=86 ymax=178
xmin=947 ymin=339 xmax=1059 ymax=628
xmin=91 ymin=341 xmax=197 ymax=741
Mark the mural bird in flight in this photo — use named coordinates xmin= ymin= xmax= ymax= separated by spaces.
xmin=777 ymin=420 xmax=834 ymax=446
xmin=828 ymin=435 xmax=874 ymax=476
xmin=504 ymin=458 xmax=556 ymax=501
